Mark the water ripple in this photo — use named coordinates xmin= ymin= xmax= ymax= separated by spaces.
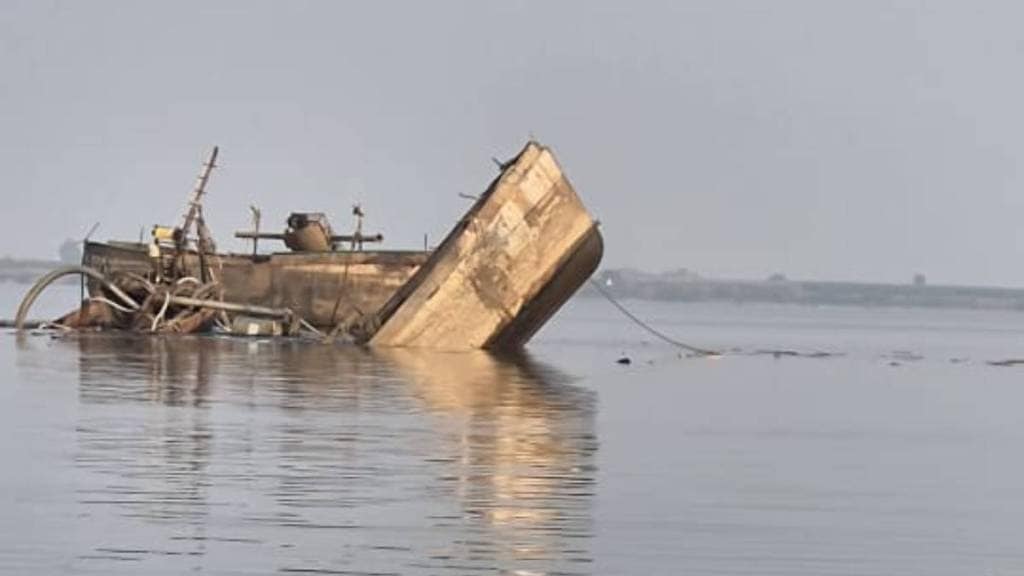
xmin=13 ymin=333 xmax=596 ymax=574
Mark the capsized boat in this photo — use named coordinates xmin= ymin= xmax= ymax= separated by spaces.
xmin=21 ymin=141 xmax=603 ymax=350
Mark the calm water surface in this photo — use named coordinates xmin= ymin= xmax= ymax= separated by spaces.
xmin=4 ymin=283 xmax=1024 ymax=575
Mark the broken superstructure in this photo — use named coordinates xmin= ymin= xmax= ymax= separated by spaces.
xmin=15 ymin=141 xmax=603 ymax=350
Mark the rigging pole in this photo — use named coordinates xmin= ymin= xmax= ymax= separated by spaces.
xmin=175 ymin=146 xmax=219 ymax=282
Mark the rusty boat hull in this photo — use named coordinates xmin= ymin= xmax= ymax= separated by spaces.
xmin=83 ymin=242 xmax=428 ymax=330
xmin=79 ymin=141 xmax=602 ymax=350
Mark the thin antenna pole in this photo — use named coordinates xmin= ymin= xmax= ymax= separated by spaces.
xmin=250 ymin=205 xmax=261 ymax=258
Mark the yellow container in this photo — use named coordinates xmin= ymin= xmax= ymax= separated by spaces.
xmin=151 ymin=226 xmax=179 ymax=242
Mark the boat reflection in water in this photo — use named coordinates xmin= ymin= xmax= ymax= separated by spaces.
xmin=381 ymin=348 xmax=598 ymax=566
xmin=64 ymin=333 xmax=597 ymax=574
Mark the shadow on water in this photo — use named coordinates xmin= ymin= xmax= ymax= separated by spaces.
xmin=32 ymin=333 xmax=598 ymax=574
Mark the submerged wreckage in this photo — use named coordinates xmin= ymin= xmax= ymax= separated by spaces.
xmin=15 ymin=141 xmax=603 ymax=350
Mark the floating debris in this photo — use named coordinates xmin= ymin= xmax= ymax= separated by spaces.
xmin=988 ymin=359 xmax=1024 ymax=367
xmin=882 ymin=350 xmax=925 ymax=363
xmin=749 ymin=349 xmax=844 ymax=359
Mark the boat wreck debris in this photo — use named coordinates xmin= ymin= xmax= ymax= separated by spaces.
xmin=14 ymin=141 xmax=603 ymax=350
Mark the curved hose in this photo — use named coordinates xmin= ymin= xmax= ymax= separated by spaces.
xmin=191 ymin=281 xmax=221 ymax=301
xmin=88 ymin=296 xmax=136 ymax=314
xmin=151 ymin=291 xmax=171 ymax=332
xmin=109 ymin=271 xmax=156 ymax=295
xmin=15 ymin=265 xmax=141 ymax=331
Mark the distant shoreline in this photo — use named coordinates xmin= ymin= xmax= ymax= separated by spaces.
xmin=6 ymin=259 xmax=1024 ymax=312
xmin=584 ymin=269 xmax=1024 ymax=312
xmin=0 ymin=258 xmax=75 ymax=285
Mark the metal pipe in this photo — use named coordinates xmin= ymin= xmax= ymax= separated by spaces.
xmin=249 ymin=205 xmax=261 ymax=258
xmin=167 ymin=295 xmax=293 ymax=319
xmin=330 ymin=233 xmax=383 ymax=244
xmin=234 ymin=231 xmax=287 ymax=240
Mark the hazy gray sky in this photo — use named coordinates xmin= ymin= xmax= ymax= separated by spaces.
xmin=2 ymin=0 xmax=1023 ymax=285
